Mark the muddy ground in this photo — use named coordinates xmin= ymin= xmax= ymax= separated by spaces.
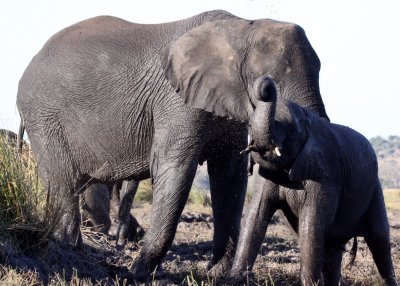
xmin=1 ymin=203 xmax=399 ymax=285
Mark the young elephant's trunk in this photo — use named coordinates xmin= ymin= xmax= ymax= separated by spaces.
xmin=250 ymin=76 xmax=279 ymax=155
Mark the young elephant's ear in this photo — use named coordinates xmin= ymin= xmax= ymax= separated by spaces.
xmin=288 ymin=114 xmax=339 ymax=182
xmin=162 ymin=21 xmax=253 ymax=122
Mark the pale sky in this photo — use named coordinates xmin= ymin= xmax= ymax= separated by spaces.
xmin=1 ymin=0 xmax=399 ymax=138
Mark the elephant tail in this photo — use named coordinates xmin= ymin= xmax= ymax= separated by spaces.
xmin=346 ymin=236 xmax=358 ymax=269
xmin=17 ymin=120 xmax=25 ymax=154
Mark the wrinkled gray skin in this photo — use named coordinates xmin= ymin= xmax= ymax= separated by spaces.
xmin=16 ymin=123 xmax=143 ymax=247
xmin=16 ymin=10 xmax=328 ymax=278
xmin=231 ymin=78 xmax=398 ymax=286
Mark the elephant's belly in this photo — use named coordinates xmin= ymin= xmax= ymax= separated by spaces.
xmin=113 ymin=160 xmax=150 ymax=181
xmin=328 ymin=215 xmax=369 ymax=240
xmin=82 ymin=139 xmax=152 ymax=183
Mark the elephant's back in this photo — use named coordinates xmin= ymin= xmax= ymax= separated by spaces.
xmin=17 ymin=10 xmax=240 ymax=108
xmin=333 ymin=124 xmax=377 ymax=170
xmin=330 ymin=124 xmax=379 ymax=234
xmin=16 ymin=15 xmax=171 ymax=124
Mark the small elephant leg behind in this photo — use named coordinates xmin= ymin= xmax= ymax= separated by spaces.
xmin=81 ymin=183 xmax=111 ymax=234
xmin=364 ymin=189 xmax=398 ymax=285
xmin=114 ymin=180 xmax=144 ymax=248
xmin=109 ymin=181 xmax=145 ymax=245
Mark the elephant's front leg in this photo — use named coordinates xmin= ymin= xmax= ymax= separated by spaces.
xmin=230 ymin=176 xmax=279 ymax=280
xmin=207 ymin=144 xmax=248 ymax=277
xmin=322 ymin=245 xmax=344 ymax=286
xmin=129 ymin=145 xmax=200 ymax=279
xmin=298 ymin=182 xmax=337 ymax=285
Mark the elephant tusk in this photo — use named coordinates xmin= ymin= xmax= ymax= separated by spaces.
xmin=240 ymin=144 xmax=257 ymax=155
xmin=274 ymin=147 xmax=282 ymax=157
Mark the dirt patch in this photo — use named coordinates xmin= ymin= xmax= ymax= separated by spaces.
xmin=1 ymin=204 xmax=399 ymax=285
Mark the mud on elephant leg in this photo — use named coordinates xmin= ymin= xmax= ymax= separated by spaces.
xmin=322 ymin=246 xmax=343 ymax=286
xmin=41 ymin=153 xmax=83 ymax=247
xmin=206 ymin=142 xmax=248 ymax=278
xmin=298 ymin=192 xmax=337 ymax=285
xmin=52 ymin=184 xmax=82 ymax=247
xmin=130 ymin=147 xmax=200 ymax=279
xmin=230 ymin=176 xmax=280 ymax=280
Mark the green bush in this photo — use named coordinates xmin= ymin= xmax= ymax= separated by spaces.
xmin=133 ymin=179 xmax=153 ymax=204
xmin=133 ymin=180 xmax=213 ymax=208
xmin=187 ymin=188 xmax=211 ymax=207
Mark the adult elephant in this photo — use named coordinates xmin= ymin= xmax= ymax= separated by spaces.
xmin=16 ymin=10 xmax=328 ymax=277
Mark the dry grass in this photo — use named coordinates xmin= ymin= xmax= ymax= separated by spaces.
xmin=0 ymin=266 xmax=41 ymax=286
xmin=0 ymin=133 xmax=58 ymax=251
xmin=384 ymin=189 xmax=400 ymax=210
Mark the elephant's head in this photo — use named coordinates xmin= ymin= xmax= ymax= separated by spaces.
xmin=248 ymin=77 xmax=339 ymax=182
xmin=163 ymin=18 xmax=329 ymax=122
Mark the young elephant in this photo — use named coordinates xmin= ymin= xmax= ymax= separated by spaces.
xmin=81 ymin=180 xmax=145 ymax=247
xmin=81 ymin=183 xmax=112 ymax=234
xmin=231 ymin=77 xmax=398 ymax=285
xmin=108 ymin=180 xmax=145 ymax=248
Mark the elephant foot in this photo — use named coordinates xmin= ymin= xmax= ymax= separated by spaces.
xmin=129 ymin=254 xmax=161 ymax=282
xmin=116 ymin=224 xmax=145 ymax=250
xmin=207 ymin=255 xmax=233 ymax=279
xmin=209 ymin=262 xmax=253 ymax=285
xmin=228 ymin=269 xmax=253 ymax=284
xmin=380 ymin=277 xmax=399 ymax=286
xmin=54 ymin=225 xmax=83 ymax=249
xmin=130 ymin=225 xmax=145 ymax=241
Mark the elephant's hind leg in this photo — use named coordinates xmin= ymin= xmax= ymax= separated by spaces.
xmin=31 ymin=128 xmax=84 ymax=247
xmin=365 ymin=190 xmax=398 ymax=286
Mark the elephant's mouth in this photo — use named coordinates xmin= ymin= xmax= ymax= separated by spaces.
xmin=241 ymin=143 xmax=283 ymax=161
xmin=260 ymin=147 xmax=282 ymax=161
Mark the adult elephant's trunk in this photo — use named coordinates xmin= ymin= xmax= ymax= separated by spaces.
xmin=250 ymin=76 xmax=280 ymax=156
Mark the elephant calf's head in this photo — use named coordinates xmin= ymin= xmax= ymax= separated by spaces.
xmin=248 ymin=77 xmax=311 ymax=172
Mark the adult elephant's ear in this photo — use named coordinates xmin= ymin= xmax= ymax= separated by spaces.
xmin=162 ymin=21 xmax=253 ymax=122
xmin=288 ymin=113 xmax=340 ymax=182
